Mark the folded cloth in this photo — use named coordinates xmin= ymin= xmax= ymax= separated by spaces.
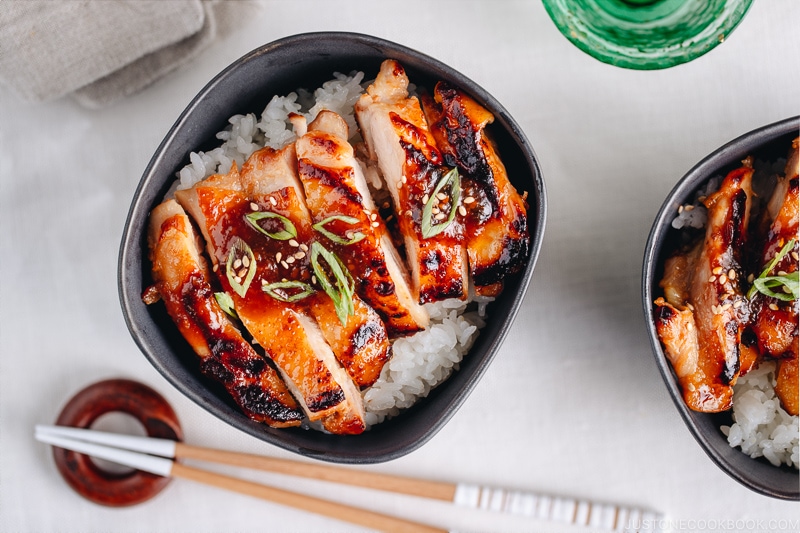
xmin=0 ymin=0 xmax=252 ymax=108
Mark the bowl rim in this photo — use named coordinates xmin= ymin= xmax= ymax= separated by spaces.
xmin=641 ymin=115 xmax=800 ymax=499
xmin=118 ymin=31 xmax=547 ymax=463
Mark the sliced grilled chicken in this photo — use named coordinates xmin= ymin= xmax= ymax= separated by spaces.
xmin=296 ymin=110 xmax=429 ymax=337
xmin=749 ymin=139 xmax=798 ymax=415
xmin=147 ymin=199 xmax=302 ymax=428
xmin=355 ymin=59 xmax=468 ymax=304
xmin=175 ymin=155 xmax=366 ymax=434
xmin=655 ymin=162 xmax=753 ymax=412
xmin=421 ymin=82 xmax=529 ymax=297
xmin=241 ymin=143 xmax=391 ymax=393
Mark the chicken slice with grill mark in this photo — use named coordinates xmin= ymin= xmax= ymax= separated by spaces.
xmin=750 ymin=139 xmax=798 ymax=414
xmin=655 ymin=162 xmax=753 ymax=412
xmin=175 ymin=157 xmax=365 ymax=434
xmin=241 ymin=143 xmax=391 ymax=397
xmin=295 ymin=110 xmax=429 ymax=339
xmin=355 ymin=59 xmax=468 ymax=304
xmin=421 ymin=82 xmax=529 ymax=297
xmin=147 ymin=199 xmax=303 ymax=428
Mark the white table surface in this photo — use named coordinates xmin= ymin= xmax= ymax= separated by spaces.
xmin=2 ymin=1 xmax=798 ymax=531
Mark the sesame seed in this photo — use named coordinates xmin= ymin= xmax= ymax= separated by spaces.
xmin=312 ymin=275 xmax=317 ymax=284
xmin=458 ymin=205 xmax=467 ymax=216
xmin=372 ymin=221 xmax=380 ymax=228
xmin=234 ymin=276 xmax=242 ymax=284
xmin=436 ymin=192 xmax=447 ymax=201
xmin=792 ymin=252 xmax=799 ymax=261
xmin=784 ymin=286 xmax=792 ymax=294
xmin=719 ymin=274 xmax=728 ymax=285
xmin=734 ymin=300 xmax=743 ymax=309
xmin=778 ymin=270 xmax=788 ymax=276
xmin=238 ymin=268 xmax=247 ymax=278
xmin=402 ymin=176 xmax=407 ymax=184
xmin=678 ymin=205 xmax=684 ymax=213
xmin=345 ymin=230 xmax=354 ymax=239
xmin=299 ymin=243 xmax=308 ymax=252
xmin=276 ymin=252 xmax=282 ymax=262
xmin=687 ymin=303 xmax=695 ymax=311
xmin=269 ymin=197 xmax=277 ymax=206
xmin=250 ymin=202 xmax=259 ymax=211
xmin=432 ymin=207 xmax=441 ymax=215
xmin=281 ymin=260 xmax=288 ymax=269
xmin=289 ymin=239 xmax=299 ymax=247
xmin=233 ymin=259 xmax=242 ymax=269
xmin=687 ymin=322 xmax=693 ymax=331
xmin=242 ymin=256 xmax=250 ymax=267
xmin=464 ymin=196 xmax=475 ymax=204
xmin=370 ymin=213 xmax=378 ymax=221
xmin=286 ymin=256 xmax=295 ymax=264
xmin=422 ymin=194 xmax=430 ymax=204
xmin=728 ymin=269 xmax=736 ymax=280
xmin=720 ymin=303 xmax=732 ymax=312
xmin=212 ymin=264 xmax=219 ymax=272
xmin=435 ymin=213 xmax=446 ymax=220
xmin=294 ymin=252 xmax=305 ymax=260
xmin=769 ymin=303 xmax=779 ymax=311
xmin=712 ymin=266 xmax=723 ymax=275
xmin=685 ymin=205 xmax=695 ymax=211
xmin=396 ymin=181 xmax=403 ymax=189
xmin=747 ymin=274 xmax=755 ymax=283
xmin=405 ymin=210 xmax=412 ymax=217
xmin=688 ymin=383 xmax=696 ymax=392
xmin=708 ymin=275 xmax=717 ymax=283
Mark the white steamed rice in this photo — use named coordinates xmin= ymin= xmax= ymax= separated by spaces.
xmin=722 ymin=362 xmax=799 ymax=469
xmin=175 ymin=72 xmax=487 ymax=427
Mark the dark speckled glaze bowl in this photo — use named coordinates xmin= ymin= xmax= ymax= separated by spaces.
xmin=118 ymin=32 xmax=546 ymax=464
xmin=642 ymin=116 xmax=799 ymax=499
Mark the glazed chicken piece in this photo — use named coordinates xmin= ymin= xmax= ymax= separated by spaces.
xmin=175 ymin=152 xmax=367 ymax=434
xmin=241 ymin=143 xmax=392 ymax=392
xmin=421 ymin=82 xmax=529 ymax=297
xmin=147 ymin=199 xmax=303 ymax=428
xmin=355 ymin=59 xmax=469 ymax=304
xmin=655 ymin=162 xmax=754 ymax=412
xmin=749 ymin=139 xmax=799 ymax=414
xmin=295 ymin=110 xmax=429 ymax=338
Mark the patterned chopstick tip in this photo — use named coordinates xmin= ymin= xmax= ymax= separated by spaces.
xmin=453 ymin=484 xmax=665 ymax=532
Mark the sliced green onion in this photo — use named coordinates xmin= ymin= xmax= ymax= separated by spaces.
xmin=226 ymin=237 xmax=256 ymax=297
xmin=245 ymin=211 xmax=297 ymax=240
xmin=747 ymin=238 xmax=797 ymax=300
xmin=214 ymin=292 xmax=238 ymax=318
xmin=313 ymin=215 xmax=366 ymax=245
xmin=753 ymin=272 xmax=798 ymax=302
xmin=261 ymin=280 xmax=315 ymax=302
xmin=310 ymin=242 xmax=355 ymax=325
xmin=421 ymin=167 xmax=461 ymax=239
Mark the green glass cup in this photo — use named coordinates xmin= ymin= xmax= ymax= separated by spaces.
xmin=542 ymin=0 xmax=754 ymax=70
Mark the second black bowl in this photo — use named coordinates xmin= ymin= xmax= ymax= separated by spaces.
xmin=642 ymin=116 xmax=799 ymax=499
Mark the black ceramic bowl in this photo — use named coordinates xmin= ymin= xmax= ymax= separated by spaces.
xmin=642 ymin=116 xmax=799 ymax=499
xmin=119 ymin=32 xmax=546 ymax=464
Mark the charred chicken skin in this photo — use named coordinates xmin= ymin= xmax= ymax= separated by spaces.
xmin=355 ymin=59 xmax=469 ymax=304
xmin=421 ymin=82 xmax=529 ymax=297
xmin=655 ymin=161 xmax=753 ymax=412
xmin=147 ymin=199 xmax=303 ymax=428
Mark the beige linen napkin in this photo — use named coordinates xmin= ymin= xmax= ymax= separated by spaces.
xmin=0 ymin=0 xmax=255 ymax=108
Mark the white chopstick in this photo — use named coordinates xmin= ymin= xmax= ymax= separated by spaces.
xmin=35 ymin=425 xmax=664 ymax=533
